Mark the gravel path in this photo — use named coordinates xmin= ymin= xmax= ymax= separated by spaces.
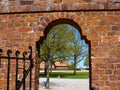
xmin=39 ymin=78 xmax=89 ymax=90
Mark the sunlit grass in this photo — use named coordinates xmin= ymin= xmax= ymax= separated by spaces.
xmin=40 ymin=71 xmax=89 ymax=79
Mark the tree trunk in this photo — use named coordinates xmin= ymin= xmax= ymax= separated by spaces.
xmin=73 ymin=57 xmax=77 ymax=75
xmin=73 ymin=63 xmax=76 ymax=75
xmin=50 ymin=61 xmax=52 ymax=73
xmin=44 ymin=61 xmax=47 ymax=76
xmin=46 ymin=60 xmax=50 ymax=89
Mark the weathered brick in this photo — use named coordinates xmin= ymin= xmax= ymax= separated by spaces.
xmin=103 ymin=36 xmax=118 ymax=41
xmin=110 ymin=75 xmax=117 ymax=80
xmin=92 ymin=75 xmax=99 ymax=80
xmin=100 ymin=64 xmax=108 ymax=68
xmin=0 ymin=43 xmax=6 ymax=47
xmin=0 ymin=33 xmax=7 ymax=37
xmin=92 ymin=58 xmax=105 ymax=63
xmin=53 ymin=0 xmax=62 ymax=3
xmin=92 ymin=70 xmax=105 ymax=74
xmin=0 ymin=74 xmax=4 ymax=79
xmin=91 ymin=41 xmax=98 ymax=46
xmin=99 ymin=41 xmax=108 ymax=46
xmin=62 ymin=3 xmax=72 ymax=10
xmin=105 ymin=58 xmax=120 ymax=63
xmin=64 ymin=0 xmax=77 ymax=3
xmin=112 ymin=26 xmax=120 ymax=30
xmin=92 ymin=63 xmax=99 ymax=69
xmin=0 ymin=80 xmax=6 ymax=84
xmin=38 ymin=27 xmax=44 ymax=31
xmin=94 ymin=81 xmax=105 ymax=86
xmin=106 ymin=81 xmax=120 ymax=86
xmin=20 ymin=1 xmax=33 ymax=5
xmin=6 ymin=43 xmax=12 ymax=47
xmin=100 ymin=75 xmax=108 ymax=80
xmin=100 ymin=20 xmax=107 ymax=25
xmin=81 ymin=25 xmax=89 ymax=30
xmin=19 ymin=28 xmax=32 ymax=32
xmin=101 ymin=87 xmax=109 ymax=90
xmin=78 ymin=0 xmax=92 ymax=3
xmin=54 ymin=4 xmax=61 ymax=10
xmin=118 ymin=76 xmax=120 ymax=80
xmin=21 ymin=42 xmax=29 ymax=47
xmin=114 ymin=11 xmax=120 ymax=15
xmin=105 ymin=70 xmax=112 ymax=74
xmin=117 ymin=64 xmax=120 ymax=68
xmin=110 ymin=87 xmax=118 ymax=90
xmin=109 ymin=52 xmax=119 ymax=57
xmin=7 ymin=32 xmax=21 ymax=37
xmin=26 ymin=17 xmax=39 ymax=22
xmin=40 ymin=20 xmax=48 ymax=27
xmin=113 ymin=47 xmax=120 ymax=51
xmin=95 ymin=26 xmax=110 ymax=31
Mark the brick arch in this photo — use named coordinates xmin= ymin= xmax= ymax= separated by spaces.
xmin=36 ymin=18 xmax=92 ymax=89
xmin=36 ymin=12 xmax=92 ymax=42
xmin=36 ymin=18 xmax=90 ymax=55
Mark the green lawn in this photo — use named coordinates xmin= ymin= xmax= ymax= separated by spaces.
xmin=40 ymin=71 xmax=89 ymax=79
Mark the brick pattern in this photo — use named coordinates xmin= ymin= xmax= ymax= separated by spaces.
xmin=0 ymin=11 xmax=120 ymax=90
xmin=20 ymin=1 xmax=34 ymax=5
xmin=0 ymin=0 xmax=119 ymax=13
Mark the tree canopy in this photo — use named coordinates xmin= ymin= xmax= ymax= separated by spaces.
xmin=40 ymin=24 xmax=89 ymax=70
xmin=67 ymin=26 xmax=88 ymax=74
xmin=40 ymin=24 xmax=75 ymax=88
xmin=40 ymin=24 xmax=89 ymax=88
xmin=40 ymin=24 xmax=73 ymax=63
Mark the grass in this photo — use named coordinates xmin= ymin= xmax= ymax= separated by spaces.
xmin=40 ymin=71 xmax=89 ymax=79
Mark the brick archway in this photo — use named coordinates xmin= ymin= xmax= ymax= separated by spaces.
xmin=37 ymin=18 xmax=92 ymax=89
xmin=32 ymin=11 xmax=120 ymax=90
xmin=37 ymin=18 xmax=89 ymax=53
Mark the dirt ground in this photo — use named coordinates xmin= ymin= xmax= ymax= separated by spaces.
xmin=39 ymin=78 xmax=89 ymax=90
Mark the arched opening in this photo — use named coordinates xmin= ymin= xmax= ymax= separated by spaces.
xmin=36 ymin=19 xmax=91 ymax=90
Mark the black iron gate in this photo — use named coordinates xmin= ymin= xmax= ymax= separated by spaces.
xmin=0 ymin=46 xmax=33 ymax=90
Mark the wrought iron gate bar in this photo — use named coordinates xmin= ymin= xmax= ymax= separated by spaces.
xmin=15 ymin=50 xmax=20 ymax=90
xmin=23 ymin=51 xmax=27 ymax=90
xmin=0 ymin=46 xmax=33 ymax=90
xmin=29 ymin=46 xmax=33 ymax=90
xmin=7 ymin=50 xmax=12 ymax=90
xmin=17 ymin=65 xmax=33 ymax=89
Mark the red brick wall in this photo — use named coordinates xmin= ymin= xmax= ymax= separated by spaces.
xmin=0 ymin=0 xmax=120 ymax=90
xmin=0 ymin=0 xmax=119 ymax=13
xmin=0 ymin=11 xmax=120 ymax=90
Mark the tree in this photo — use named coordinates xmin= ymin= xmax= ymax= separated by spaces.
xmin=84 ymin=54 xmax=89 ymax=68
xmin=40 ymin=24 xmax=88 ymax=88
xmin=68 ymin=27 xmax=88 ymax=75
xmin=40 ymin=24 xmax=73 ymax=88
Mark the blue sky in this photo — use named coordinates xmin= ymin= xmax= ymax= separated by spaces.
xmin=70 ymin=25 xmax=89 ymax=68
